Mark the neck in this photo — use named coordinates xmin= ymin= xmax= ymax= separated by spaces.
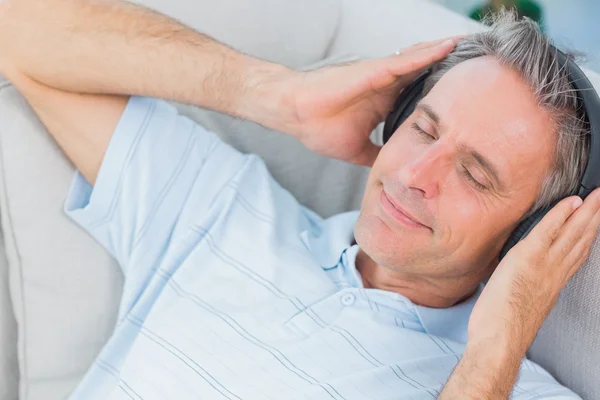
xmin=355 ymin=249 xmax=495 ymax=308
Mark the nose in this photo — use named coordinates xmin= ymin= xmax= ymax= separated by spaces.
xmin=397 ymin=146 xmax=451 ymax=199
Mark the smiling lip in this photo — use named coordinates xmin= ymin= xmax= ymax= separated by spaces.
xmin=380 ymin=190 xmax=429 ymax=230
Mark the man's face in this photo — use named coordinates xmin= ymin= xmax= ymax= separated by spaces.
xmin=356 ymin=56 xmax=555 ymax=279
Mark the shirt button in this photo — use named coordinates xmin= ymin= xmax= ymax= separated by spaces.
xmin=341 ymin=293 xmax=356 ymax=306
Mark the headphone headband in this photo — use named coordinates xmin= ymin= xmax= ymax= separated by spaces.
xmin=382 ymin=47 xmax=600 ymax=261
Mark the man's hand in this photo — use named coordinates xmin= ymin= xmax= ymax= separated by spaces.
xmin=0 ymin=0 xmax=459 ymax=168
xmin=279 ymin=39 xmax=459 ymax=166
xmin=470 ymin=188 xmax=600 ymax=353
xmin=440 ymin=188 xmax=600 ymax=399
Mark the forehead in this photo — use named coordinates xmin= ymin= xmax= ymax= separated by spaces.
xmin=421 ymin=56 xmax=555 ymax=194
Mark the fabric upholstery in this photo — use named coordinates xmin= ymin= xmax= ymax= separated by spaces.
xmin=130 ymin=0 xmax=340 ymax=69
xmin=0 ymin=215 xmax=18 ymax=400
xmin=0 ymin=0 xmax=598 ymax=399
xmin=0 ymin=77 xmax=20 ymax=400
xmin=329 ymin=0 xmax=484 ymax=58
xmin=527 ymin=239 xmax=600 ymax=399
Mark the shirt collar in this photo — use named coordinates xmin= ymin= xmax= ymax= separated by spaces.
xmin=300 ymin=211 xmax=360 ymax=269
xmin=413 ymin=284 xmax=482 ymax=343
xmin=300 ymin=210 xmax=481 ymax=344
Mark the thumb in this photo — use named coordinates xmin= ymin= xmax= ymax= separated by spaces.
xmin=349 ymin=141 xmax=381 ymax=167
xmin=526 ymin=196 xmax=583 ymax=251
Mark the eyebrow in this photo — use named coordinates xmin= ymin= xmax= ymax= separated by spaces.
xmin=415 ymin=103 xmax=506 ymax=192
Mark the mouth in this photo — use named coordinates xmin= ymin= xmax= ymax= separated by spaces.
xmin=379 ymin=189 xmax=430 ymax=230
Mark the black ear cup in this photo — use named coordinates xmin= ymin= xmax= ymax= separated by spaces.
xmin=499 ymin=208 xmax=545 ymax=260
xmin=499 ymin=197 xmax=562 ymax=260
xmin=383 ymin=71 xmax=432 ymax=144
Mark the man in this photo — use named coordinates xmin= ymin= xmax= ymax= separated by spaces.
xmin=1 ymin=0 xmax=599 ymax=399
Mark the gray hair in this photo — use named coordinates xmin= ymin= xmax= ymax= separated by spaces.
xmin=422 ymin=9 xmax=589 ymax=222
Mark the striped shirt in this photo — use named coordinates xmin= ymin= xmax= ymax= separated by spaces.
xmin=64 ymin=96 xmax=580 ymax=399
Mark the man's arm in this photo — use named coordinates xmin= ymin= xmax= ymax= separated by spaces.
xmin=0 ymin=0 xmax=459 ymax=171
xmin=1 ymin=65 xmax=126 ymax=184
xmin=0 ymin=0 xmax=289 ymax=126
xmin=0 ymin=0 xmax=291 ymax=184
xmin=439 ymin=340 xmax=522 ymax=399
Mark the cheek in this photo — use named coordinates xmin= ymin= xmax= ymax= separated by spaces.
xmin=444 ymin=195 xmax=480 ymax=228
xmin=436 ymin=179 xmax=489 ymax=246
xmin=438 ymin=192 xmax=499 ymax=258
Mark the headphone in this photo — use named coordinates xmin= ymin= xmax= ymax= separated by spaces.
xmin=382 ymin=48 xmax=600 ymax=261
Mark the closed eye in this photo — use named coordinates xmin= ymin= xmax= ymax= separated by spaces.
xmin=462 ymin=166 xmax=487 ymax=190
xmin=412 ymin=122 xmax=488 ymax=191
xmin=411 ymin=122 xmax=435 ymax=140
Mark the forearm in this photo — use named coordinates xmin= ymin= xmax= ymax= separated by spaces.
xmin=0 ymin=0 xmax=293 ymax=130
xmin=439 ymin=340 xmax=524 ymax=400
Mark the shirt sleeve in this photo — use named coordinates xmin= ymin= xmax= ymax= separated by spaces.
xmin=64 ymin=96 xmax=247 ymax=276
xmin=512 ymin=360 xmax=582 ymax=399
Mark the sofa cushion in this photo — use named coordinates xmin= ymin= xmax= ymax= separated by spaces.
xmin=0 ymin=76 xmax=20 ymax=400
xmin=0 ymin=217 xmax=18 ymax=400
xmin=329 ymin=0 xmax=483 ymax=58
xmin=527 ymin=238 xmax=600 ymax=400
xmin=131 ymin=0 xmax=340 ymax=69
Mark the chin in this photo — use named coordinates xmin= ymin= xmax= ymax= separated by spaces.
xmin=354 ymin=212 xmax=415 ymax=269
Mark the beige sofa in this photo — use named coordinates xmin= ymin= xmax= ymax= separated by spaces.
xmin=0 ymin=0 xmax=599 ymax=399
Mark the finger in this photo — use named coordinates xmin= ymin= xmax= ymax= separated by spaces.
xmin=564 ymin=207 xmax=600 ymax=279
xmin=399 ymin=38 xmax=453 ymax=54
xmin=525 ymin=196 xmax=583 ymax=252
xmin=349 ymin=141 xmax=381 ymax=167
xmin=565 ymin=197 xmax=600 ymax=277
xmin=397 ymin=35 xmax=468 ymax=54
xmin=389 ymin=37 xmax=464 ymax=83
xmin=582 ymin=206 xmax=600 ymax=251
xmin=548 ymin=209 xmax=600 ymax=272
xmin=389 ymin=40 xmax=456 ymax=77
xmin=550 ymin=188 xmax=600 ymax=261
xmin=562 ymin=212 xmax=600 ymax=282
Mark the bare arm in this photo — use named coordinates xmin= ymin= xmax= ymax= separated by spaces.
xmin=1 ymin=65 xmax=127 ymax=184
xmin=0 ymin=0 xmax=290 ymax=127
xmin=0 ymin=0 xmax=457 ymax=181
xmin=0 ymin=0 xmax=290 ymax=184
xmin=439 ymin=340 xmax=522 ymax=399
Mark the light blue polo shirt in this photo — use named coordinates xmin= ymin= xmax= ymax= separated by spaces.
xmin=64 ymin=97 xmax=580 ymax=399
